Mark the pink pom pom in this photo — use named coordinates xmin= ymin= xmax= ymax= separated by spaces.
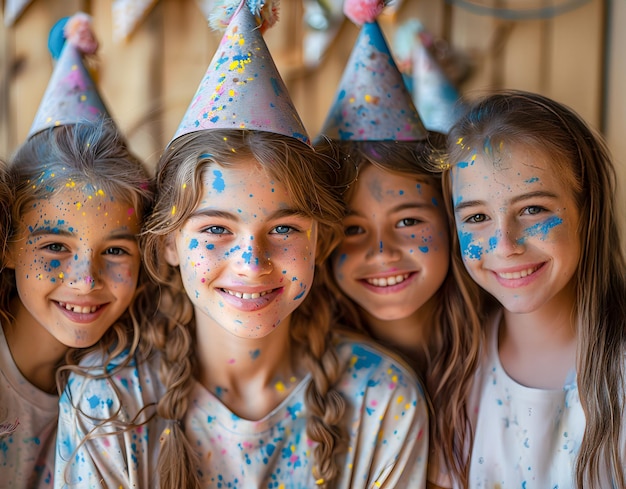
xmin=63 ymin=12 xmax=98 ymax=55
xmin=344 ymin=0 xmax=386 ymax=26
xmin=258 ymin=0 xmax=280 ymax=33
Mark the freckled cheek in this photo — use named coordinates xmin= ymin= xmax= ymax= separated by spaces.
xmin=103 ymin=262 xmax=140 ymax=284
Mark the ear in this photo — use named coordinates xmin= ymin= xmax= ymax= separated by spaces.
xmin=163 ymin=233 xmax=180 ymax=267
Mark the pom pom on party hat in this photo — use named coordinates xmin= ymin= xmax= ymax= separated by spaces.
xmin=170 ymin=0 xmax=310 ymax=146
xmin=319 ymin=0 xmax=427 ymax=141
xmin=28 ymin=12 xmax=112 ymax=138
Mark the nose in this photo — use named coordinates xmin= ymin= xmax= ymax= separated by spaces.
xmin=234 ymin=239 xmax=273 ymax=277
xmin=491 ymin=221 xmax=525 ymax=257
xmin=364 ymin=229 xmax=401 ymax=263
xmin=66 ymin=252 xmax=104 ymax=292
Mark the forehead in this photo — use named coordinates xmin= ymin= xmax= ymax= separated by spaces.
xmin=354 ymin=164 xmax=438 ymax=199
xmin=199 ymin=160 xmax=291 ymax=206
xmin=451 ymin=142 xmax=572 ymax=198
xmin=21 ymin=186 xmax=138 ymax=229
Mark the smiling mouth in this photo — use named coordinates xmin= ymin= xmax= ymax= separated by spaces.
xmin=221 ymin=288 xmax=273 ymax=299
xmin=57 ymin=301 xmax=102 ymax=314
xmin=365 ymin=273 xmax=411 ymax=287
xmin=496 ymin=265 xmax=541 ymax=280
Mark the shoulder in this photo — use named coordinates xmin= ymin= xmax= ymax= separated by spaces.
xmin=61 ymin=348 xmax=164 ymax=420
xmin=333 ymin=332 xmax=426 ymax=407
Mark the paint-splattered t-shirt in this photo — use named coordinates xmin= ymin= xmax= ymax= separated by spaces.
xmin=54 ymin=349 xmax=167 ymax=489
xmin=467 ymin=309 xmax=585 ymax=488
xmin=0 ymin=325 xmax=56 ymax=488
xmin=55 ymin=334 xmax=428 ymax=488
xmin=186 ymin=335 xmax=428 ymax=488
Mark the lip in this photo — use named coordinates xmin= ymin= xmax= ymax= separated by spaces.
xmin=54 ymin=300 xmax=109 ymax=324
xmin=358 ymin=271 xmax=417 ymax=294
xmin=217 ymin=286 xmax=283 ymax=312
xmin=491 ymin=262 xmax=546 ymax=288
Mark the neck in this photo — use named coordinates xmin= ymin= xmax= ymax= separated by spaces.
xmin=194 ymin=314 xmax=305 ymax=419
xmin=363 ymin=299 xmax=435 ymax=374
xmin=499 ymin=285 xmax=577 ymax=389
xmin=4 ymin=298 xmax=67 ymax=393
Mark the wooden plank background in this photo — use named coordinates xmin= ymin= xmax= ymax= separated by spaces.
xmin=1 ymin=0 xmax=623 ymax=241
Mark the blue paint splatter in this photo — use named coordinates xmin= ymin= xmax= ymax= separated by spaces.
xmin=524 ymin=216 xmax=563 ymax=239
xmin=458 ymin=231 xmax=483 ymax=260
xmin=50 ymin=259 xmax=61 ymax=268
xmin=418 ymin=246 xmax=429 ymax=253
xmin=189 ymin=239 xmax=198 ymax=250
xmin=206 ymin=243 xmax=215 ymax=250
xmin=352 ymin=345 xmax=382 ymax=370
xmin=212 ymin=170 xmax=225 ymax=193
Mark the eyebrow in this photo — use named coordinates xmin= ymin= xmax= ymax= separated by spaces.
xmin=28 ymin=227 xmax=138 ymax=241
xmin=347 ymin=202 xmax=436 ymax=217
xmin=454 ymin=190 xmax=559 ymax=213
xmin=190 ymin=207 xmax=309 ymax=221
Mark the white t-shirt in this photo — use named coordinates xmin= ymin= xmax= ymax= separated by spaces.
xmin=467 ymin=310 xmax=584 ymax=488
xmin=55 ymin=334 xmax=429 ymax=488
xmin=0 ymin=325 xmax=57 ymax=488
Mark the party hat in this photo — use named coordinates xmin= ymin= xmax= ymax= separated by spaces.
xmin=412 ymin=26 xmax=465 ymax=134
xmin=170 ymin=0 xmax=310 ymax=146
xmin=319 ymin=0 xmax=427 ymax=142
xmin=28 ymin=13 xmax=112 ymax=138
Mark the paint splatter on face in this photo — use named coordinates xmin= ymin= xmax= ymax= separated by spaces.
xmin=165 ymin=157 xmax=317 ymax=339
xmin=451 ymin=141 xmax=580 ymax=314
xmin=332 ymin=164 xmax=449 ymax=323
xmin=7 ymin=186 xmax=142 ymax=350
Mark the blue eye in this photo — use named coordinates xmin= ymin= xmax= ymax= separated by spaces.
xmin=524 ymin=206 xmax=545 ymax=215
xmin=273 ymin=225 xmax=294 ymax=235
xmin=205 ymin=226 xmax=228 ymax=235
xmin=44 ymin=243 xmax=67 ymax=252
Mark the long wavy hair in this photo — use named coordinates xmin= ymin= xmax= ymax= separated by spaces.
xmin=0 ymin=162 xmax=11 ymax=266
xmin=6 ymin=118 xmax=154 ymax=391
xmin=141 ymin=129 xmax=347 ymax=489
xmin=316 ymin=134 xmax=483 ymax=488
xmin=443 ymin=90 xmax=626 ymax=487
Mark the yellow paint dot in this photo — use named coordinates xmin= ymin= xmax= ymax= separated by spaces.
xmin=290 ymin=444 xmax=296 ymax=453
xmin=182 ymin=183 xmax=187 ymax=189
xmin=349 ymin=96 xmax=355 ymax=104
xmin=375 ymin=481 xmax=382 ymax=487
xmin=275 ymin=381 xmax=285 ymax=392
xmin=97 ymin=189 xmax=105 ymax=196
xmin=58 ymin=272 xmax=64 ymax=279
xmin=289 ymin=376 xmax=296 ymax=383
xmin=391 ymin=375 xmax=398 ymax=383
xmin=80 ymin=95 xmax=87 ymax=102
xmin=171 ymin=206 xmax=177 ymax=215
xmin=405 ymin=403 xmax=410 ymax=410
xmin=76 ymin=202 xmax=82 ymax=210
xmin=396 ymin=395 xmax=404 ymax=404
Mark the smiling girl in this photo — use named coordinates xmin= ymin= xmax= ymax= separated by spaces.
xmin=442 ymin=90 xmax=626 ymax=487
xmin=0 ymin=118 xmax=152 ymax=488
xmin=315 ymin=1 xmax=480 ymax=486
xmin=52 ymin=2 xmax=429 ymax=488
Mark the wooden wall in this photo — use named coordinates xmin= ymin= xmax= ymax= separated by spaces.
xmin=2 ymin=0 xmax=623 ymax=242
xmin=0 ymin=0 xmax=607 ymax=164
